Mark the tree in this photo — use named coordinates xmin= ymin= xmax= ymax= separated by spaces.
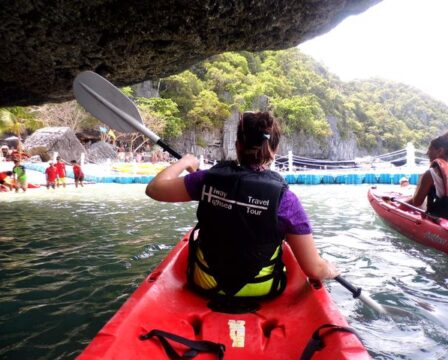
xmin=187 ymin=90 xmax=231 ymax=129
xmin=136 ymin=97 xmax=185 ymax=138
xmin=32 ymin=100 xmax=97 ymax=131
xmin=0 ymin=106 xmax=43 ymax=137
xmin=272 ymin=95 xmax=330 ymax=138
xmin=160 ymin=71 xmax=204 ymax=114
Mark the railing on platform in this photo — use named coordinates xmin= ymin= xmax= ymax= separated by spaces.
xmin=273 ymin=142 xmax=427 ymax=173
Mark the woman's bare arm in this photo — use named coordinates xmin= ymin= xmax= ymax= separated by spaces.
xmin=408 ymin=170 xmax=433 ymax=207
xmin=146 ymin=154 xmax=199 ymax=202
xmin=286 ymin=233 xmax=339 ymax=280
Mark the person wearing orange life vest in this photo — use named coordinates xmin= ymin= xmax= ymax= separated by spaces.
xmin=146 ymin=111 xmax=339 ymax=299
xmin=407 ymin=132 xmax=448 ymax=219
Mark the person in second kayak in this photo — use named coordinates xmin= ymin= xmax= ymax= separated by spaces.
xmin=407 ymin=132 xmax=448 ymax=219
xmin=146 ymin=111 xmax=339 ymax=299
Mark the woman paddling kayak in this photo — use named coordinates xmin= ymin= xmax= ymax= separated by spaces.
xmin=406 ymin=132 xmax=448 ymax=219
xmin=146 ymin=111 xmax=339 ymax=299
xmin=72 ymin=72 xmax=369 ymax=359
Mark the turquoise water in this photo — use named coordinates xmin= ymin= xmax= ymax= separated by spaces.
xmin=0 ymin=184 xmax=447 ymax=359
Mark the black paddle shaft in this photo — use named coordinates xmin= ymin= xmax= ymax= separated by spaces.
xmin=156 ymin=139 xmax=182 ymax=160
xmin=390 ymin=197 xmax=441 ymax=224
xmin=335 ymin=276 xmax=362 ymax=298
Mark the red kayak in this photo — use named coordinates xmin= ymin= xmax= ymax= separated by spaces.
xmin=368 ymin=188 xmax=448 ymax=254
xmin=0 ymin=182 xmax=39 ymax=191
xmin=78 ymin=233 xmax=369 ymax=360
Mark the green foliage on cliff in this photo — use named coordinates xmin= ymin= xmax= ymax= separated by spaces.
xmin=343 ymin=79 xmax=448 ymax=149
xmin=136 ymin=97 xmax=184 ymax=138
xmin=159 ymin=48 xmax=448 ymax=152
xmin=2 ymin=48 xmax=448 ymax=154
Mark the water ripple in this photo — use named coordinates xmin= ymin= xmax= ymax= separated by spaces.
xmin=0 ymin=184 xmax=447 ymax=359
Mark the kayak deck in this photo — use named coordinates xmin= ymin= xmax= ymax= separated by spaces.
xmin=368 ymin=188 xmax=448 ymax=254
xmin=78 ymin=234 xmax=369 ymax=359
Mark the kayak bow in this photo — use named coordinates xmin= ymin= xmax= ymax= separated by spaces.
xmin=368 ymin=188 xmax=448 ymax=254
xmin=77 ymin=233 xmax=369 ymax=359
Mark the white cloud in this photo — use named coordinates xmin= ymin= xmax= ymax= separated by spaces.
xmin=299 ymin=0 xmax=448 ymax=105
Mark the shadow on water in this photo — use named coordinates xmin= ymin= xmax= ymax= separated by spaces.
xmin=0 ymin=183 xmax=447 ymax=359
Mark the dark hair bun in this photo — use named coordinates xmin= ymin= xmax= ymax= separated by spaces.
xmin=241 ymin=112 xmax=274 ymax=147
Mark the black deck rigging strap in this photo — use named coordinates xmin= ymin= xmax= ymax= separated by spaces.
xmin=300 ymin=324 xmax=364 ymax=360
xmin=139 ymin=329 xmax=225 ymax=360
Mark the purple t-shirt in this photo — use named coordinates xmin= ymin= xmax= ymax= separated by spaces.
xmin=184 ymin=170 xmax=312 ymax=236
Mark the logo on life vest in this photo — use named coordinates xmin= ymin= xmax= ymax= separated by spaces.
xmin=228 ymin=320 xmax=246 ymax=347
xmin=201 ymin=185 xmax=269 ymax=216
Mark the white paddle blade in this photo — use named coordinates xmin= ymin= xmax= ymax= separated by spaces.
xmin=73 ymin=71 xmax=160 ymax=143
xmin=358 ymin=293 xmax=388 ymax=314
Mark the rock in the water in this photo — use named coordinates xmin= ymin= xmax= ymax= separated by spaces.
xmin=24 ymin=127 xmax=86 ymax=162
xmin=28 ymin=155 xmax=43 ymax=162
xmin=86 ymin=141 xmax=117 ymax=164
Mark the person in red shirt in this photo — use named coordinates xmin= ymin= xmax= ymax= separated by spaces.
xmin=45 ymin=162 xmax=58 ymax=189
xmin=0 ymin=171 xmax=14 ymax=191
xmin=71 ymin=160 xmax=84 ymax=188
xmin=55 ymin=156 xmax=67 ymax=188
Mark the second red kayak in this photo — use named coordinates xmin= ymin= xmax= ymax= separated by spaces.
xmin=77 ymin=233 xmax=369 ymax=359
xmin=368 ymin=188 xmax=448 ymax=254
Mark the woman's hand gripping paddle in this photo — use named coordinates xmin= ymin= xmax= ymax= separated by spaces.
xmin=73 ymin=71 xmax=181 ymax=160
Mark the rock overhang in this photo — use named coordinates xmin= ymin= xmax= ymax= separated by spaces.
xmin=0 ymin=0 xmax=381 ymax=107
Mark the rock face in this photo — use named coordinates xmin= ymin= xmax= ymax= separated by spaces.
xmin=167 ymin=111 xmax=363 ymax=161
xmin=24 ymin=127 xmax=86 ymax=162
xmin=132 ymin=81 xmax=160 ymax=99
xmin=0 ymin=0 xmax=380 ymax=107
xmin=278 ymin=115 xmax=361 ymax=160
xmin=86 ymin=141 xmax=117 ymax=164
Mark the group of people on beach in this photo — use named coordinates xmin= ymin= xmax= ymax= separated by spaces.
xmin=0 ymin=151 xmax=85 ymax=192
xmin=0 ymin=159 xmax=28 ymax=192
xmin=44 ymin=157 xmax=84 ymax=189
xmin=1 ymin=145 xmax=29 ymax=162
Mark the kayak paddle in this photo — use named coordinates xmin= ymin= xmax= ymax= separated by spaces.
xmin=335 ymin=276 xmax=387 ymax=314
xmin=335 ymin=276 xmax=411 ymax=317
xmin=385 ymin=196 xmax=448 ymax=230
xmin=73 ymin=70 xmax=182 ymax=160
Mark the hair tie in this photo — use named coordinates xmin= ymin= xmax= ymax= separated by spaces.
xmin=262 ymin=133 xmax=270 ymax=140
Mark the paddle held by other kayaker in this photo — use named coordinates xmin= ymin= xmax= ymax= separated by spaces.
xmin=146 ymin=111 xmax=339 ymax=300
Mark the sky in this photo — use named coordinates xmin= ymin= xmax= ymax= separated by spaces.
xmin=299 ymin=0 xmax=448 ymax=105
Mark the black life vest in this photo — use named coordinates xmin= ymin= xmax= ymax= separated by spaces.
xmin=427 ymin=159 xmax=448 ymax=219
xmin=188 ymin=161 xmax=288 ymax=297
